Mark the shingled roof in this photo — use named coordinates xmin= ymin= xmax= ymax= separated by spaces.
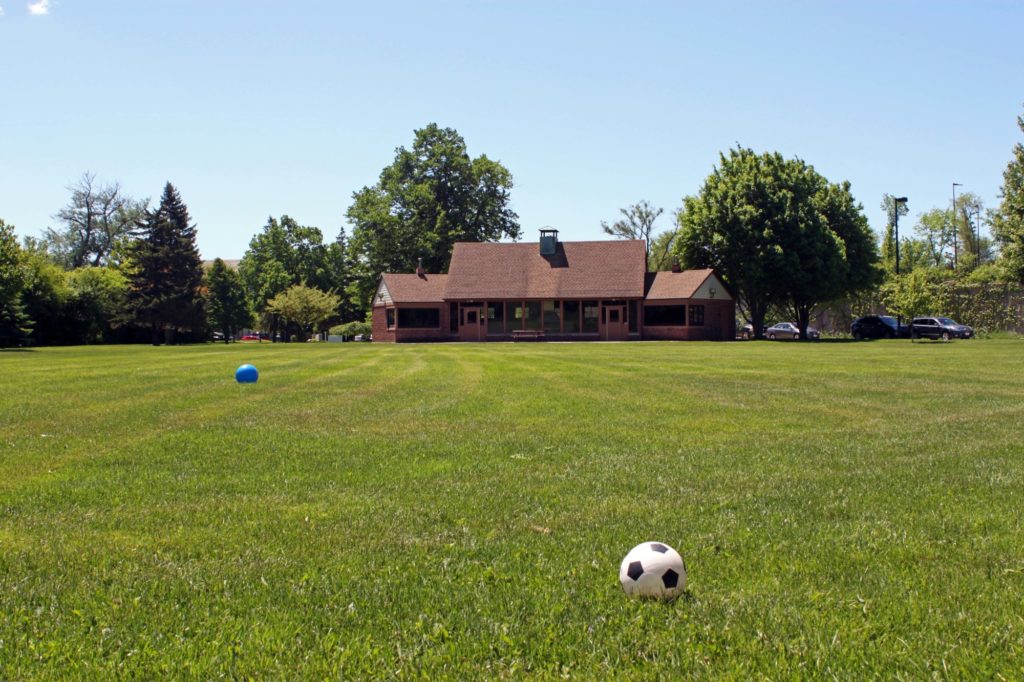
xmin=443 ymin=240 xmax=647 ymax=300
xmin=644 ymin=269 xmax=719 ymax=300
xmin=380 ymin=273 xmax=449 ymax=303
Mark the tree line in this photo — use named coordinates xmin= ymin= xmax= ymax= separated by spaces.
xmin=0 ymin=123 xmax=521 ymax=346
xmin=3 ymin=110 xmax=1024 ymax=347
xmin=602 ymin=108 xmax=1024 ymax=338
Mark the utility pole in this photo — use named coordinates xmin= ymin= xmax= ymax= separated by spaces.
xmin=974 ymin=208 xmax=982 ymax=265
xmin=952 ymin=182 xmax=962 ymax=269
xmin=894 ymin=196 xmax=908 ymax=275
xmin=893 ymin=196 xmax=908 ymax=327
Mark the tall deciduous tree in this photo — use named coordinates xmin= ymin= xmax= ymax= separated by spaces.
xmin=675 ymin=148 xmax=784 ymax=337
xmin=126 ymin=183 xmax=205 ymax=344
xmin=952 ymin=191 xmax=984 ymax=269
xmin=66 ymin=266 xmax=129 ymax=344
xmin=347 ymin=123 xmax=520 ymax=310
xmin=43 ymin=172 xmax=146 ymax=268
xmin=785 ymin=179 xmax=879 ymax=334
xmin=992 ymin=108 xmax=1024 ymax=283
xmin=238 ymin=216 xmax=344 ymax=309
xmin=881 ymin=270 xmax=936 ymax=340
xmin=265 ymin=284 xmax=340 ymax=341
xmin=18 ymin=249 xmax=71 ymax=345
xmin=205 ymin=258 xmax=251 ymax=343
xmin=0 ymin=219 xmax=32 ymax=347
xmin=914 ymin=209 xmax=953 ymax=268
xmin=675 ymin=148 xmax=877 ymax=338
xmin=601 ymin=201 xmax=664 ymax=260
xmin=647 ymin=228 xmax=680 ymax=272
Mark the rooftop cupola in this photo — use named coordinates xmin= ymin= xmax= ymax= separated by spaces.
xmin=539 ymin=228 xmax=559 ymax=256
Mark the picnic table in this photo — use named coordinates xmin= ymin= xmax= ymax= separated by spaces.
xmin=511 ymin=329 xmax=546 ymax=342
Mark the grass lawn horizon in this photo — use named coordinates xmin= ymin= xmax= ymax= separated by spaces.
xmin=2 ymin=340 xmax=1023 ymax=677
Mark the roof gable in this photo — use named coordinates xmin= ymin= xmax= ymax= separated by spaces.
xmin=644 ymin=269 xmax=732 ymax=301
xmin=378 ymin=273 xmax=448 ymax=304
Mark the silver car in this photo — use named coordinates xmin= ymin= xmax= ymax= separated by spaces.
xmin=766 ymin=322 xmax=820 ymax=340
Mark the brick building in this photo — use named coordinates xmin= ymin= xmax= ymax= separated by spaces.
xmin=371 ymin=230 xmax=734 ymax=342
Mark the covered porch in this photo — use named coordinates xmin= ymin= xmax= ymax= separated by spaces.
xmin=449 ymin=299 xmax=641 ymax=342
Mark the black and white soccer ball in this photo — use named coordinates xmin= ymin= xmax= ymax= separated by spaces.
xmin=619 ymin=541 xmax=687 ymax=600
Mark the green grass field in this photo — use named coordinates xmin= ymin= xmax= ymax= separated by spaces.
xmin=2 ymin=340 xmax=1023 ymax=678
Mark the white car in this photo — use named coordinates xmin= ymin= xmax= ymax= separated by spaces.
xmin=766 ymin=322 xmax=820 ymax=340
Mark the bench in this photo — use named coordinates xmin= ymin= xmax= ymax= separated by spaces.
xmin=511 ymin=329 xmax=546 ymax=342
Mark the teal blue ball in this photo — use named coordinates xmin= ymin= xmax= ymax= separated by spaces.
xmin=235 ymin=364 xmax=259 ymax=383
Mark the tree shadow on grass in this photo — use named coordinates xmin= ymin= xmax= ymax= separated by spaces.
xmin=0 ymin=348 xmax=36 ymax=353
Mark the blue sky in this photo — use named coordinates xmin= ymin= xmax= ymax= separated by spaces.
xmin=2 ymin=1 xmax=1022 ymax=260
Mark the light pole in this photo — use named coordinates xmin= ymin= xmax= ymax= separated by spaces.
xmin=973 ymin=208 xmax=982 ymax=265
xmin=893 ymin=196 xmax=908 ymax=275
xmin=893 ymin=196 xmax=908 ymax=328
xmin=952 ymin=182 xmax=962 ymax=269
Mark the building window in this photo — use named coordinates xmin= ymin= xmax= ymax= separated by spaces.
xmin=582 ymin=300 xmax=599 ymax=333
xmin=386 ymin=308 xmax=396 ymax=329
xmin=543 ymin=301 xmax=560 ymax=333
xmin=486 ymin=301 xmax=504 ymax=335
xmin=398 ymin=307 xmax=440 ymax=329
xmin=628 ymin=301 xmax=638 ymax=333
xmin=644 ymin=305 xmax=686 ymax=326
xmin=689 ymin=305 xmax=705 ymax=326
xmin=510 ymin=302 xmax=524 ymax=330
xmin=450 ymin=303 xmax=458 ymax=333
xmin=524 ymin=301 xmax=542 ymax=330
xmin=562 ymin=300 xmax=580 ymax=333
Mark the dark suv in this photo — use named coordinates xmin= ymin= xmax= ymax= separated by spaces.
xmin=851 ymin=315 xmax=907 ymax=340
xmin=910 ymin=317 xmax=974 ymax=341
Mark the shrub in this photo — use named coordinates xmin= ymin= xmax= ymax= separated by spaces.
xmin=329 ymin=321 xmax=372 ymax=338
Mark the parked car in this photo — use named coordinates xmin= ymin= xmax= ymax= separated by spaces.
xmin=738 ymin=323 xmax=764 ymax=340
xmin=851 ymin=315 xmax=908 ymax=340
xmin=765 ymin=322 xmax=820 ymax=340
xmin=910 ymin=317 xmax=974 ymax=341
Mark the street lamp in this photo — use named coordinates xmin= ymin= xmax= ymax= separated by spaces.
xmin=893 ymin=196 xmax=908 ymax=275
xmin=973 ymin=208 xmax=982 ymax=265
xmin=952 ymin=182 xmax=962 ymax=269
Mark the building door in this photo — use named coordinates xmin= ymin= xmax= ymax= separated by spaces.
xmin=602 ymin=305 xmax=627 ymax=341
xmin=460 ymin=306 xmax=483 ymax=342
xmin=708 ymin=305 xmax=722 ymax=340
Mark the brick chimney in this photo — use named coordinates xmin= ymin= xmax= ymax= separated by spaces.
xmin=416 ymin=257 xmax=425 ymax=277
xmin=671 ymin=257 xmax=682 ymax=273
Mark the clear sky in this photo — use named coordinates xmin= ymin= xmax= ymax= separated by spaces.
xmin=2 ymin=1 xmax=1022 ymax=261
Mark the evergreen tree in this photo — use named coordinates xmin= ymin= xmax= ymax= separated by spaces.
xmin=992 ymin=108 xmax=1024 ymax=282
xmin=205 ymin=258 xmax=251 ymax=343
xmin=0 ymin=219 xmax=33 ymax=347
xmin=126 ymin=183 xmax=205 ymax=344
